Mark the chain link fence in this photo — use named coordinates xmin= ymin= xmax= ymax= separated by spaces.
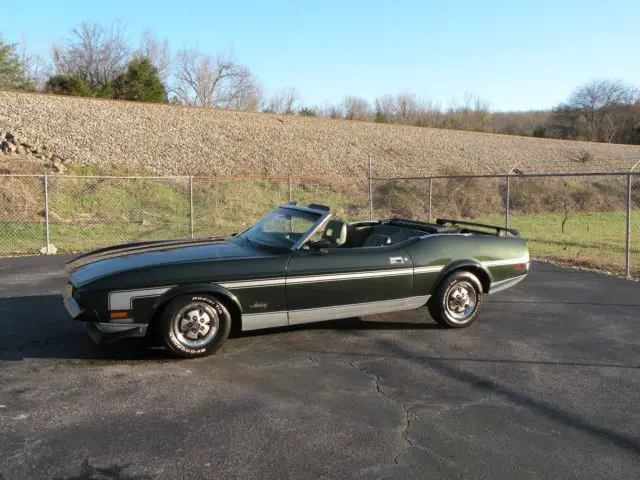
xmin=1 ymin=172 xmax=638 ymax=278
xmin=371 ymin=173 xmax=639 ymax=277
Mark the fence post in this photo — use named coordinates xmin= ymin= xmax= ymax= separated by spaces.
xmin=368 ymin=155 xmax=373 ymax=220
xmin=505 ymin=175 xmax=510 ymax=230
xmin=44 ymin=171 xmax=50 ymax=254
xmin=626 ymin=173 xmax=632 ymax=278
xmin=288 ymin=175 xmax=292 ymax=203
xmin=189 ymin=175 xmax=194 ymax=240
xmin=428 ymin=177 xmax=433 ymax=223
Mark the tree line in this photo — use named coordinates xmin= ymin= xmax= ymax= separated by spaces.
xmin=1 ymin=21 xmax=639 ymax=144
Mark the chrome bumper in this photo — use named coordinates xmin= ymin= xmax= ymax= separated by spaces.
xmin=63 ymin=295 xmax=84 ymax=318
xmin=62 ymin=283 xmax=148 ymax=344
xmin=84 ymin=322 xmax=148 ymax=344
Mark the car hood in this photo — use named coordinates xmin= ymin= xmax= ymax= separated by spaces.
xmin=67 ymin=237 xmax=265 ymax=287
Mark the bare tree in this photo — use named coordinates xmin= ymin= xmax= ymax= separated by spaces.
xmin=565 ymin=79 xmax=639 ymax=142
xmin=174 ymin=48 xmax=258 ymax=109
xmin=139 ymin=30 xmax=171 ymax=82
xmin=266 ymin=87 xmax=299 ymax=114
xmin=316 ymin=101 xmax=342 ymax=119
xmin=444 ymin=93 xmax=491 ymax=131
xmin=395 ymin=92 xmax=422 ymax=124
xmin=374 ymin=94 xmax=396 ymax=122
xmin=227 ymin=73 xmax=263 ymax=111
xmin=5 ymin=34 xmax=51 ymax=91
xmin=52 ymin=20 xmax=130 ymax=89
xmin=548 ymin=105 xmax=581 ymax=139
xmin=342 ymin=95 xmax=370 ymax=120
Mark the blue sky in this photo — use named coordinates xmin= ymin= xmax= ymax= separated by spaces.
xmin=3 ymin=0 xmax=639 ymax=111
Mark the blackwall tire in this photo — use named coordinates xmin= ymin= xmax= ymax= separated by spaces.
xmin=427 ymin=271 xmax=483 ymax=328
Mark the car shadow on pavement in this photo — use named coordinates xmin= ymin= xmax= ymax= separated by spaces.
xmin=236 ymin=316 xmax=441 ymax=339
xmin=0 ymin=294 xmax=439 ymax=362
xmin=0 ymin=295 xmax=167 ymax=362
xmin=53 ymin=459 xmax=155 ymax=480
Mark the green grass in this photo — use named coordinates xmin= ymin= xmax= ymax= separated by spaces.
xmin=479 ymin=212 xmax=640 ymax=276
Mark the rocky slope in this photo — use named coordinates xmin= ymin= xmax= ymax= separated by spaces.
xmin=1 ymin=91 xmax=639 ymax=177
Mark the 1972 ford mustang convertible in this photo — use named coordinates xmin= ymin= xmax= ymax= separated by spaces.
xmin=63 ymin=203 xmax=529 ymax=358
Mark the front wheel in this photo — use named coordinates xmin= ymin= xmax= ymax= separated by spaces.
xmin=427 ymin=271 xmax=483 ymax=328
xmin=160 ymin=294 xmax=232 ymax=358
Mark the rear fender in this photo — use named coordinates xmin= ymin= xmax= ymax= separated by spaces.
xmin=435 ymin=260 xmax=492 ymax=293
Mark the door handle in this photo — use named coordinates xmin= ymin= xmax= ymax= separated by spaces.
xmin=389 ymin=256 xmax=404 ymax=264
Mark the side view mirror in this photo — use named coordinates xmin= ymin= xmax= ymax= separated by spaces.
xmin=309 ymin=239 xmax=331 ymax=253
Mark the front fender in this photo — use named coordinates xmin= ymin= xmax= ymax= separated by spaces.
xmin=435 ymin=259 xmax=492 ymax=293
xmin=151 ymin=283 xmax=243 ymax=318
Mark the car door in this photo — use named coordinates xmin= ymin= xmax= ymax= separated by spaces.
xmin=285 ymin=244 xmax=415 ymax=325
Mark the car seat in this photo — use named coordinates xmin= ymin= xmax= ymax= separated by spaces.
xmin=363 ymin=233 xmax=392 ymax=247
xmin=322 ymin=220 xmax=348 ymax=246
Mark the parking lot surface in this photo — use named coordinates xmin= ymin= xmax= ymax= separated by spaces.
xmin=1 ymin=255 xmax=639 ymax=479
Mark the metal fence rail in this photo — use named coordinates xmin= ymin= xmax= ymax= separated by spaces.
xmin=1 ymin=170 xmax=638 ymax=278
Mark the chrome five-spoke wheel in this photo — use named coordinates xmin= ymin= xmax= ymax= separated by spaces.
xmin=445 ymin=281 xmax=477 ymax=323
xmin=428 ymin=270 xmax=483 ymax=328
xmin=161 ymin=294 xmax=232 ymax=358
xmin=172 ymin=302 xmax=220 ymax=349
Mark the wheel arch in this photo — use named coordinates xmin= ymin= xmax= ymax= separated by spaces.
xmin=149 ymin=284 xmax=243 ymax=334
xmin=435 ymin=260 xmax=491 ymax=293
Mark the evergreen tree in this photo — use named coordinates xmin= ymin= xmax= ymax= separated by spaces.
xmin=112 ymin=57 xmax=167 ymax=103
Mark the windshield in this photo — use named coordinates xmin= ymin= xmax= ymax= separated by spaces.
xmin=238 ymin=207 xmax=323 ymax=250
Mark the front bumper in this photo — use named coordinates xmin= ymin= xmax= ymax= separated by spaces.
xmin=84 ymin=322 xmax=148 ymax=344
xmin=63 ymin=291 xmax=98 ymax=322
xmin=62 ymin=283 xmax=148 ymax=344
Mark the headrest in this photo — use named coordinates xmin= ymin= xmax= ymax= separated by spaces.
xmin=323 ymin=220 xmax=347 ymax=245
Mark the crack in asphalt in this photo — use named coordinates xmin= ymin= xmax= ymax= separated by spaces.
xmin=347 ymin=361 xmax=415 ymax=466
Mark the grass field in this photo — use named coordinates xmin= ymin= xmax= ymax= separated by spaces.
xmin=1 ymin=169 xmax=638 ymax=276
xmin=2 ymin=209 xmax=638 ymax=277
xmin=481 ymin=212 xmax=640 ymax=276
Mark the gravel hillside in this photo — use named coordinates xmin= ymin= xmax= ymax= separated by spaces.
xmin=1 ymin=91 xmax=639 ymax=177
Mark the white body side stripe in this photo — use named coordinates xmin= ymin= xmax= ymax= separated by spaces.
xmin=413 ymin=265 xmax=444 ymax=274
xmin=106 ymin=254 xmax=528 ymax=313
xmin=108 ymin=286 xmax=173 ymax=311
xmin=219 ymin=278 xmax=286 ymax=289
xmin=481 ymin=255 xmax=529 ymax=268
xmin=220 ymin=268 xmax=415 ymax=289
xmin=286 ymin=268 xmax=413 ymax=285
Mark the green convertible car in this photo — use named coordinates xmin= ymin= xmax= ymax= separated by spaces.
xmin=63 ymin=203 xmax=529 ymax=358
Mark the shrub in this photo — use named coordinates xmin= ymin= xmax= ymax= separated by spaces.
xmin=375 ymin=112 xmax=389 ymax=123
xmin=532 ymin=125 xmax=546 ymax=138
xmin=112 ymin=57 xmax=167 ymax=103
xmin=45 ymin=75 xmax=93 ymax=97
xmin=298 ymin=107 xmax=317 ymax=117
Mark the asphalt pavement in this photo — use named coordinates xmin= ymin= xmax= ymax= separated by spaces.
xmin=1 ymin=255 xmax=639 ymax=479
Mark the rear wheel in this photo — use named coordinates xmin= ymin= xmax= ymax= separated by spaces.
xmin=428 ymin=271 xmax=483 ymax=328
xmin=160 ymin=294 xmax=231 ymax=358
